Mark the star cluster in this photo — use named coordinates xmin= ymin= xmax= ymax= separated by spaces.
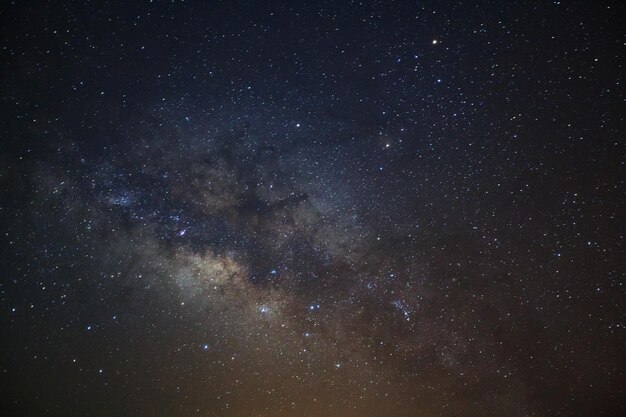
xmin=0 ymin=1 xmax=623 ymax=416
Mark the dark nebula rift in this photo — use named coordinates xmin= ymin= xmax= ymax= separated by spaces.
xmin=0 ymin=1 xmax=623 ymax=417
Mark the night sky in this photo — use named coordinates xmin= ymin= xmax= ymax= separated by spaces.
xmin=0 ymin=1 xmax=624 ymax=416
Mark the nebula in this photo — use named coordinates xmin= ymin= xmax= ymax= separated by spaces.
xmin=0 ymin=1 xmax=623 ymax=416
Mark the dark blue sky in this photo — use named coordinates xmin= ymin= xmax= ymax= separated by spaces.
xmin=0 ymin=1 xmax=623 ymax=416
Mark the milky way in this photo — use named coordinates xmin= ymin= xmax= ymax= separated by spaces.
xmin=0 ymin=1 xmax=623 ymax=416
